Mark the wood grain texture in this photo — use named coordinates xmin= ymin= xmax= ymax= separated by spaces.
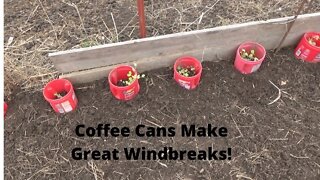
xmin=60 ymin=49 xmax=214 ymax=83
xmin=54 ymin=13 xmax=320 ymax=83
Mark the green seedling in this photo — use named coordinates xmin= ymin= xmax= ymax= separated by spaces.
xmin=117 ymin=71 xmax=145 ymax=87
xmin=240 ymin=49 xmax=259 ymax=61
xmin=177 ymin=66 xmax=196 ymax=77
xmin=308 ymin=35 xmax=319 ymax=47
xmin=54 ymin=91 xmax=67 ymax=99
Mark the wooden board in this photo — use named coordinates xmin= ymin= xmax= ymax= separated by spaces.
xmin=61 ymin=49 xmax=217 ymax=83
xmin=51 ymin=13 xmax=320 ymax=74
xmin=54 ymin=13 xmax=320 ymax=83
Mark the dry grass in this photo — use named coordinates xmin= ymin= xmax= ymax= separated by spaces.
xmin=4 ymin=0 xmax=320 ymax=99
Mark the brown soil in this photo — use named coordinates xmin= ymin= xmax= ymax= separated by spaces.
xmin=5 ymin=48 xmax=320 ymax=179
xmin=117 ymin=80 xmax=129 ymax=87
xmin=4 ymin=0 xmax=320 ymax=98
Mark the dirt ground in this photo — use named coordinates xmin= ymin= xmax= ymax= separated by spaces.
xmin=4 ymin=48 xmax=320 ymax=179
xmin=4 ymin=0 xmax=320 ymax=179
xmin=3 ymin=0 xmax=320 ymax=97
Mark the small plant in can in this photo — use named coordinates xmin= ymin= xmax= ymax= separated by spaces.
xmin=177 ymin=66 xmax=196 ymax=77
xmin=117 ymin=71 xmax=145 ymax=87
xmin=307 ymin=35 xmax=320 ymax=47
xmin=240 ymin=49 xmax=259 ymax=61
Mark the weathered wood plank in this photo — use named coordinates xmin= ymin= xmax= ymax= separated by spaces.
xmin=60 ymin=48 xmax=216 ymax=84
xmin=51 ymin=13 xmax=320 ymax=74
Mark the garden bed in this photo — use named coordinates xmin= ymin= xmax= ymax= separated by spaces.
xmin=5 ymin=48 xmax=320 ymax=179
xmin=4 ymin=0 xmax=320 ymax=97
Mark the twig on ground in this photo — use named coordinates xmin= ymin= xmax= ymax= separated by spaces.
xmin=157 ymin=161 xmax=168 ymax=168
xmin=64 ymin=2 xmax=87 ymax=35
xmin=146 ymin=119 xmax=162 ymax=127
xmin=268 ymin=80 xmax=282 ymax=105
xmin=25 ymin=5 xmax=39 ymax=24
xmin=197 ymin=12 xmax=204 ymax=29
xmin=110 ymin=13 xmax=119 ymax=42
xmin=100 ymin=18 xmax=113 ymax=43
xmin=87 ymin=161 xmax=104 ymax=180
xmin=118 ymin=13 xmax=138 ymax=35
xmin=231 ymin=115 xmax=243 ymax=138
xmin=314 ymin=162 xmax=320 ymax=168
xmin=37 ymin=0 xmax=58 ymax=40
xmin=236 ymin=175 xmax=254 ymax=180
xmin=289 ymin=154 xmax=309 ymax=159
xmin=268 ymin=138 xmax=288 ymax=141
xmin=182 ymin=0 xmax=221 ymax=31
xmin=29 ymin=71 xmax=59 ymax=79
